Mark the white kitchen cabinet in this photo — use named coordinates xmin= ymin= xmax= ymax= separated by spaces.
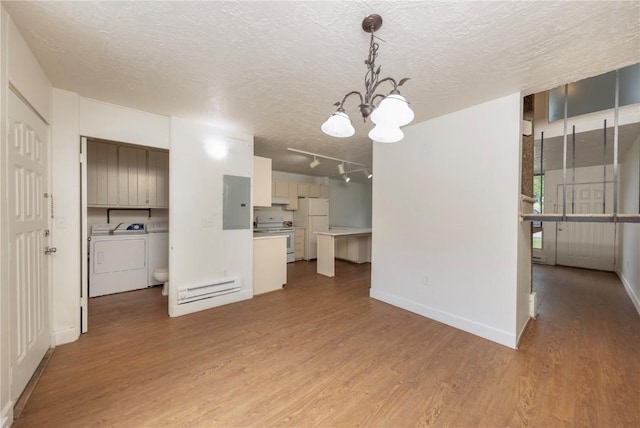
xmin=87 ymin=140 xmax=119 ymax=206
xmin=118 ymin=146 xmax=148 ymax=206
xmin=147 ymin=149 xmax=169 ymax=208
xmin=297 ymin=183 xmax=309 ymax=197
xmin=253 ymin=156 xmax=272 ymax=207
xmin=273 ymin=181 xmax=289 ymax=198
xmin=295 ymin=228 xmax=305 ymax=260
xmin=335 ymin=237 xmax=348 ymax=260
xmin=309 ymin=184 xmax=321 ymax=198
xmin=335 ymin=235 xmax=371 ymax=264
xmin=286 ymin=182 xmax=298 ymax=210
xmin=253 ymin=236 xmax=287 ymax=295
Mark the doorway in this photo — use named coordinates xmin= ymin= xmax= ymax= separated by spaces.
xmin=80 ymin=137 xmax=170 ymax=332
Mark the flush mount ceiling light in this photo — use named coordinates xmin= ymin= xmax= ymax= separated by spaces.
xmin=309 ymin=156 xmax=320 ymax=168
xmin=321 ymin=14 xmax=414 ymax=144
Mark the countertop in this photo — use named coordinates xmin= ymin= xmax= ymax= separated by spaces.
xmin=316 ymin=227 xmax=372 ymax=237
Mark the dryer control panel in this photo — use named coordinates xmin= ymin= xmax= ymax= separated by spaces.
xmin=91 ymin=223 xmax=146 ymax=235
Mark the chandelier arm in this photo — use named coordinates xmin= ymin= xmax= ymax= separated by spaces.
xmin=370 ymin=93 xmax=387 ymax=106
xmin=369 ymin=76 xmax=399 ymax=96
xmin=338 ymin=91 xmax=365 ymax=109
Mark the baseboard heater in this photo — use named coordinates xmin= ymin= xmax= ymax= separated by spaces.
xmin=177 ymin=278 xmax=241 ymax=305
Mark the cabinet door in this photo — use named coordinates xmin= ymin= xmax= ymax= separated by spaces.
xmin=148 ymin=150 xmax=169 ymax=208
xmin=309 ymin=184 xmax=321 ymax=198
xmin=286 ymin=182 xmax=298 ymax=210
xmin=294 ymin=228 xmax=305 ymax=260
xmin=336 ymin=237 xmax=348 ymax=259
xmin=297 ymin=183 xmax=309 ymax=197
xmin=253 ymin=156 xmax=272 ymax=207
xmin=118 ymin=146 xmax=148 ymax=206
xmin=320 ymin=185 xmax=329 ymax=199
xmin=274 ymin=181 xmax=289 ymax=198
xmin=87 ymin=141 xmax=118 ymax=206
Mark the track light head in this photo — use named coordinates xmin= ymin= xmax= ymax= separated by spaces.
xmin=363 ymin=169 xmax=373 ymax=179
xmin=338 ymin=163 xmax=346 ymax=175
xmin=309 ymin=156 xmax=320 ymax=168
xmin=343 ymin=174 xmax=351 ymax=182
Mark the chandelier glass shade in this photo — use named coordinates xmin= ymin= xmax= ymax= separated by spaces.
xmin=370 ymin=94 xmax=415 ymax=126
xmin=321 ymin=111 xmax=355 ymax=138
xmin=368 ymin=124 xmax=404 ymax=143
xmin=321 ymin=14 xmax=414 ymax=143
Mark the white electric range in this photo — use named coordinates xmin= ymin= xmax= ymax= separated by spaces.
xmin=254 ymin=216 xmax=295 ymax=263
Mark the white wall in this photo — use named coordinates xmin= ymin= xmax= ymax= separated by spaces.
xmin=617 ymin=136 xmax=640 ymax=314
xmin=50 ymin=89 xmax=81 ymax=346
xmin=272 ymin=170 xmax=324 ymax=184
xmin=329 ymin=179 xmax=372 ymax=228
xmin=79 ymin=98 xmax=170 ymax=149
xmin=370 ymin=93 xmax=522 ymax=348
xmin=6 ymin=16 xmax=50 ymax=123
xmin=87 ymin=208 xmax=169 ymax=231
xmin=169 ymin=118 xmax=254 ymax=317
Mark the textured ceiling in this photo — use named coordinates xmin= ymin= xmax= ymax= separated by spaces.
xmin=4 ymin=1 xmax=639 ymax=181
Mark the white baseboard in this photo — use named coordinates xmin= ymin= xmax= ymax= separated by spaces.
xmin=53 ymin=326 xmax=79 ymax=346
xmin=369 ymin=289 xmax=517 ymax=349
xmin=516 ymin=317 xmax=532 ymax=349
xmin=616 ymin=269 xmax=640 ymax=316
xmin=1 ymin=400 xmax=14 ymax=428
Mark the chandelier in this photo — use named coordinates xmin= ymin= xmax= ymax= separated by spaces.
xmin=321 ymin=14 xmax=414 ymax=143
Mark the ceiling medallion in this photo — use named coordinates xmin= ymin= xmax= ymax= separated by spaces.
xmin=321 ymin=14 xmax=414 ymax=143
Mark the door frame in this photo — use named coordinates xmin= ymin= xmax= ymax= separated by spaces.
xmin=80 ymin=136 xmax=88 ymax=332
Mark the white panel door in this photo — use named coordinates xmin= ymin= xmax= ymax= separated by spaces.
xmin=556 ymin=182 xmax=615 ymax=271
xmin=8 ymin=90 xmax=51 ymax=401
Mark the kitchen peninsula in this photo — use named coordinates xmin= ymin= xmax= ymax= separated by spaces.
xmin=316 ymin=228 xmax=372 ymax=277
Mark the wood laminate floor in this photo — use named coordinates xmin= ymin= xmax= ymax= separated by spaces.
xmin=13 ymin=261 xmax=640 ymax=427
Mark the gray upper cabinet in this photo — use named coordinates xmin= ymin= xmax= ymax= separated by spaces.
xmin=118 ymin=146 xmax=148 ymax=207
xmin=86 ymin=141 xmax=119 ymax=206
xmin=87 ymin=140 xmax=169 ymax=208
xmin=147 ymin=150 xmax=169 ymax=208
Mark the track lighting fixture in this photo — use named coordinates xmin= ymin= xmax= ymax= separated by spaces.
xmin=338 ymin=163 xmax=346 ymax=175
xmin=321 ymin=14 xmax=414 ymax=143
xmin=287 ymin=148 xmax=372 ymax=181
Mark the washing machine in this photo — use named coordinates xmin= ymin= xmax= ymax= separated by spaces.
xmin=89 ymin=223 xmax=148 ymax=297
xmin=147 ymin=221 xmax=169 ymax=286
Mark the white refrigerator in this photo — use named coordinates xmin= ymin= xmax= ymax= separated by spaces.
xmin=293 ymin=198 xmax=329 ymax=260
